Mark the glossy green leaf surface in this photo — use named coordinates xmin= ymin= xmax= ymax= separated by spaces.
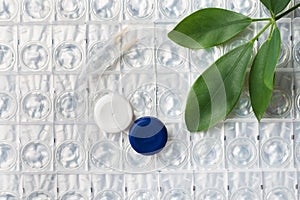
xmin=260 ymin=0 xmax=291 ymax=15
xmin=249 ymin=27 xmax=281 ymax=121
xmin=185 ymin=43 xmax=253 ymax=132
xmin=168 ymin=8 xmax=252 ymax=49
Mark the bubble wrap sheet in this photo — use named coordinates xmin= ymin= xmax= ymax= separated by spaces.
xmin=0 ymin=0 xmax=300 ymax=199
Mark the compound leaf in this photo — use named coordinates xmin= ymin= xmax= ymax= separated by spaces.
xmin=168 ymin=8 xmax=252 ymax=49
xmin=249 ymin=27 xmax=281 ymax=121
xmin=260 ymin=0 xmax=291 ymax=15
xmin=185 ymin=42 xmax=253 ymax=131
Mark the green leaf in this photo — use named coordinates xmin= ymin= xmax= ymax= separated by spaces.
xmin=260 ymin=0 xmax=291 ymax=15
xmin=185 ymin=43 xmax=253 ymax=132
xmin=168 ymin=8 xmax=252 ymax=49
xmin=249 ymin=27 xmax=281 ymax=121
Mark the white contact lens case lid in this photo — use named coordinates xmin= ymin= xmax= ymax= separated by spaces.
xmin=94 ymin=93 xmax=133 ymax=133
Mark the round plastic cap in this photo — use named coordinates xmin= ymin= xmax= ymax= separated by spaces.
xmin=129 ymin=116 xmax=168 ymax=155
xmin=94 ymin=93 xmax=133 ymax=133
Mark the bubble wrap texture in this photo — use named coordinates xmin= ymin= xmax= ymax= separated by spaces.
xmin=0 ymin=0 xmax=299 ymax=199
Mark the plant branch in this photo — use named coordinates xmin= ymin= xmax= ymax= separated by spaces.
xmin=250 ymin=22 xmax=272 ymax=43
xmin=275 ymin=2 xmax=300 ymax=20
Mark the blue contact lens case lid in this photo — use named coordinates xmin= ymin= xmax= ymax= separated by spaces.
xmin=129 ymin=116 xmax=168 ymax=156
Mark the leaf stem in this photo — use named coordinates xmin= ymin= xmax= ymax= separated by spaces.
xmin=250 ymin=22 xmax=272 ymax=43
xmin=252 ymin=18 xmax=272 ymax=22
xmin=268 ymin=23 xmax=275 ymax=40
xmin=275 ymin=2 xmax=300 ymax=20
